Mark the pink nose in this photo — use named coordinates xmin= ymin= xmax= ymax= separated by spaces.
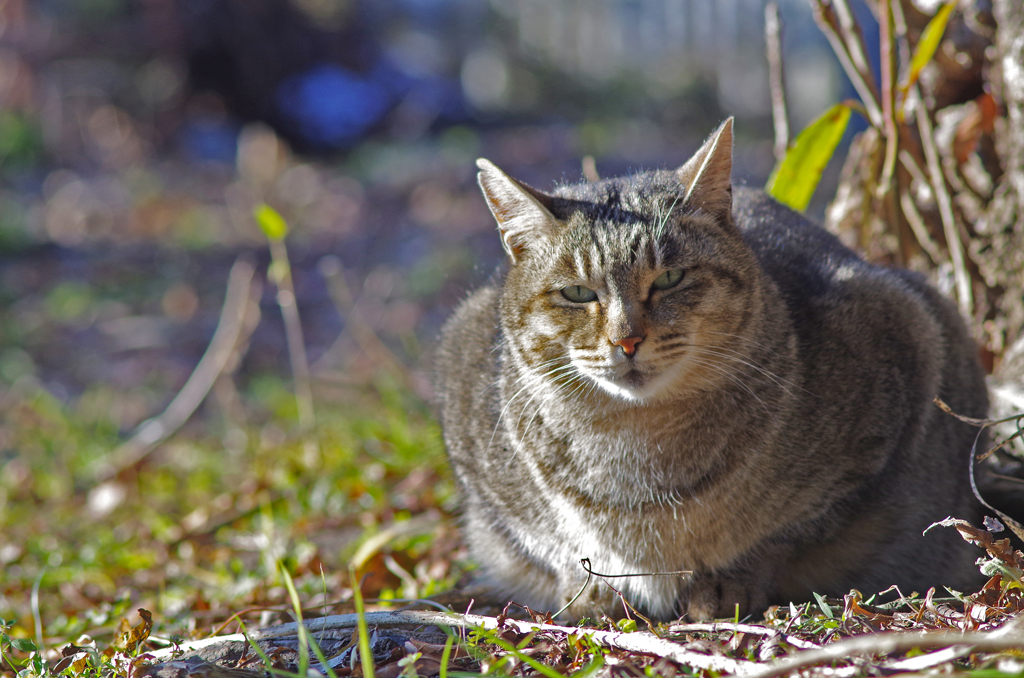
xmin=613 ymin=336 xmax=643 ymax=356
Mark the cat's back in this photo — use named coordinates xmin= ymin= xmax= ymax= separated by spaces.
xmin=732 ymin=187 xmax=862 ymax=299
xmin=733 ymin=186 xmax=986 ymax=429
xmin=729 ymin=186 xmax=987 ymax=598
xmin=434 ymin=280 xmax=505 ymax=478
xmin=731 ymin=186 xmax=984 ymax=409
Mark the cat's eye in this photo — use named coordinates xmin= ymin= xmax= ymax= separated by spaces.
xmin=561 ymin=285 xmax=598 ymax=303
xmin=652 ymin=269 xmax=685 ymax=291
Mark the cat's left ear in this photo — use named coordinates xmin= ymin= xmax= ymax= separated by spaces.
xmin=476 ymin=159 xmax=562 ymax=264
xmin=675 ymin=117 xmax=734 ymax=221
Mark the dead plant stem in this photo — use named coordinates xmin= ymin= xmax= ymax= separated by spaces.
xmin=102 ymin=257 xmax=260 ymax=479
xmin=269 ymin=238 xmax=315 ymax=433
xmin=914 ymin=92 xmax=973 ymax=316
xmin=765 ymin=2 xmax=789 ymax=162
xmin=810 ymin=0 xmax=883 ymax=127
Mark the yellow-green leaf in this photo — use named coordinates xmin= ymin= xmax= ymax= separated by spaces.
xmin=766 ymin=103 xmax=851 ymax=212
xmin=254 ymin=203 xmax=288 ymax=241
xmin=902 ymin=1 xmax=956 ymax=96
xmin=616 ymin=618 xmax=638 ymax=633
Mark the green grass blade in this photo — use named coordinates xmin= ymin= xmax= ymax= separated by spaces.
xmin=254 ymin=203 xmax=289 ymax=241
xmin=902 ymin=2 xmax=956 ymax=97
xmin=766 ymin=103 xmax=851 ymax=212
xmin=280 ymin=565 xmax=340 ymax=678
xmin=486 ymin=633 xmax=565 ymax=678
xmin=439 ymin=633 xmax=454 ymax=678
xmin=240 ymin=622 xmax=306 ymax=678
xmin=280 ymin=566 xmax=310 ymax=678
xmin=350 ymin=566 xmax=376 ymax=678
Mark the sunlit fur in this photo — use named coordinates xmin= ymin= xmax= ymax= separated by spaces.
xmin=435 ymin=121 xmax=989 ymax=622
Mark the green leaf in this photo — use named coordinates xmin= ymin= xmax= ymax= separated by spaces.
xmin=766 ymin=103 xmax=851 ymax=212
xmin=902 ymin=2 xmax=956 ymax=96
xmin=9 ymin=638 xmax=36 ymax=652
xmin=254 ymin=203 xmax=288 ymax=241
xmin=812 ymin=591 xmax=834 ymax=619
xmin=615 ymin=618 xmax=638 ymax=633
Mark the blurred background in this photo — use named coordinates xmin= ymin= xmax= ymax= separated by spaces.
xmin=0 ymin=0 xmax=883 ymax=640
xmin=0 ymin=0 xmax=857 ymax=415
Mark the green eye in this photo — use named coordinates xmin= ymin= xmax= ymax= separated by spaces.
xmin=561 ymin=285 xmax=598 ymax=303
xmin=652 ymin=269 xmax=684 ymax=291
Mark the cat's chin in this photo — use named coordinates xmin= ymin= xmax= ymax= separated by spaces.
xmin=590 ymin=366 xmax=681 ymax=402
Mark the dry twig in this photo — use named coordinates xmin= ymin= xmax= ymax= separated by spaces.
xmin=149 ymin=610 xmax=757 ymax=675
xmin=100 ymin=257 xmax=261 ymax=480
xmin=810 ymin=0 xmax=882 ymax=128
xmin=764 ymin=2 xmax=789 ymax=162
xmin=744 ymin=619 xmax=1024 ymax=678
xmin=667 ymin=622 xmax=819 ymax=650
xmin=914 ymin=92 xmax=973 ymax=316
xmin=269 ymin=238 xmax=315 ymax=432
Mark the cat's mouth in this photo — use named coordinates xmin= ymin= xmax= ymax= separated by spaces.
xmin=621 ymin=369 xmax=647 ymax=388
xmin=586 ymin=364 xmax=659 ymax=401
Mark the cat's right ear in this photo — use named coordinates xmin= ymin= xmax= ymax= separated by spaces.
xmin=476 ymin=158 xmax=562 ymax=264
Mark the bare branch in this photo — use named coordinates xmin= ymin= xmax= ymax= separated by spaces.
xmin=668 ymin=621 xmax=820 ymax=650
xmin=830 ymin=0 xmax=876 ymax=87
xmin=149 ymin=610 xmax=758 ymax=675
xmin=913 ymin=93 xmax=973 ymax=316
xmin=269 ymin=238 xmax=315 ymax=432
xmin=100 ymin=257 xmax=261 ymax=480
xmin=810 ymin=0 xmax=883 ymax=128
xmin=765 ymin=2 xmax=790 ymax=162
xmin=877 ymin=0 xmax=898 ymax=195
xmin=744 ymin=621 xmax=1024 ymax=678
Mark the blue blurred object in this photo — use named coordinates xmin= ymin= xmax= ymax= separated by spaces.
xmin=275 ymin=60 xmax=468 ymax=149
xmin=179 ymin=114 xmax=240 ymax=164
xmin=276 ymin=63 xmax=398 ymax=147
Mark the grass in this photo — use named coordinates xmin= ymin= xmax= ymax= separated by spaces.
xmin=0 ymin=366 xmax=459 ymax=673
xmin=2 ymin=256 xmax=1024 ymax=677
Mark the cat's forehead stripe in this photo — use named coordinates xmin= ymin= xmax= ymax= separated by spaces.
xmin=572 ymin=248 xmax=589 ymax=281
xmin=588 ymin=220 xmax=661 ymax=272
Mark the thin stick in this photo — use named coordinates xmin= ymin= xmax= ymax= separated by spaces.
xmin=743 ymin=624 xmax=1024 ymax=678
xmin=900 ymin=189 xmax=943 ymax=264
xmin=269 ymin=238 xmax=315 ymax=432
xmin=810 ymin=0 xmax=883 ymax=128
xmin=877 ymin=0 xmax=898 ymax=195
xmin=147 ymin=610 xmax=757 ymax=675
xmin=914 ymin=93 xmax=973 ymax=316
xmin=830 ymin=0 xmax=877 ymax=91
xmin=101 ymin=257 xmax=260 ymax=479
xmin=765 ymin=2 xmax=790 ymax=161
xmin=667 ymin=622 xmax=820 ymax=650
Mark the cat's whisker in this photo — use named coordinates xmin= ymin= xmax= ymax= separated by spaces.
xmin=489 ymin=373 xmax=547 ymax=451
xmin=685 ymin=345 xmax=808 ymax=397
xmin=495 ymin=359 xmax=584 ymax=466
xmin=683 ymin=355 xmax=777 ymax=419
xmin=701 ymin=330 xmax=782 ymax=355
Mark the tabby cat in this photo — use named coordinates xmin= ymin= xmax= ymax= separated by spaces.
xmin=435 ymin=119 xmax=988 ymax=621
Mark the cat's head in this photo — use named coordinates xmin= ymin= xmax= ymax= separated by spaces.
xmin=478 ymin=119 xmax=763 ymax=402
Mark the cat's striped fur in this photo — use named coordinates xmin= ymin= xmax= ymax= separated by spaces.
xmin=435 ymin=119 xmax=988 ymax=621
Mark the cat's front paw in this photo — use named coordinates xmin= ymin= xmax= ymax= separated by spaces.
xmin=682 ymin=575 xmax=771 ymax=621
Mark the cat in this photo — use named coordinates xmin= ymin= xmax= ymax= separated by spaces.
xmin=434 ymin=118 xmax=989 ymax=622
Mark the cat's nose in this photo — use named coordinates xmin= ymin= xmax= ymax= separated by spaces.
xmin=613 ymin=335 xmax=644 ymax=356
